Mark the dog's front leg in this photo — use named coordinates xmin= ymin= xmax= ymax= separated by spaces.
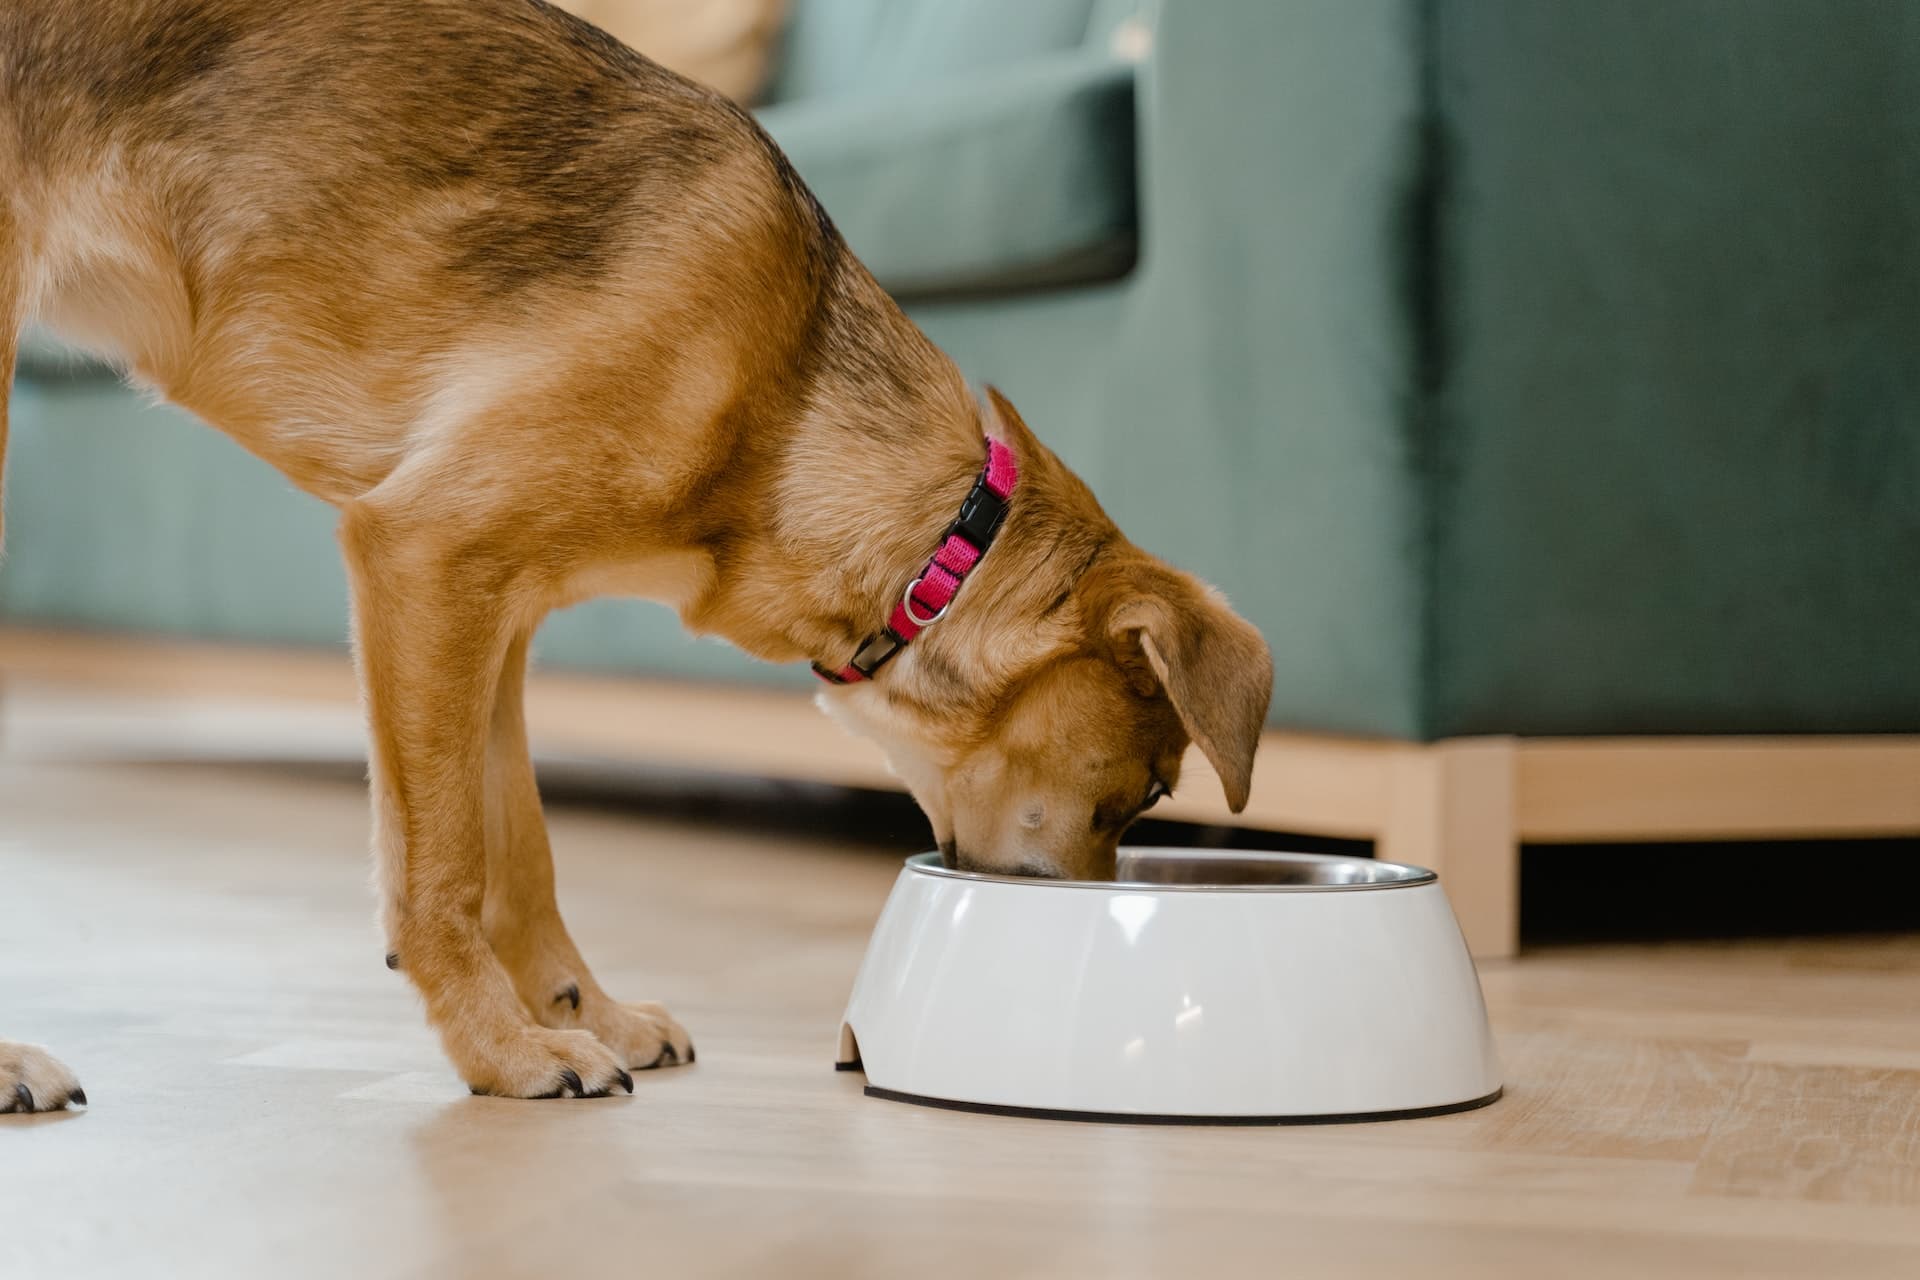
xmin=0 ymin=1041 xmax=85 ymax=1113
xmin=482 ymin=631 xmax=694 ymax=1070
xmin=340 ymin=504 xmax=630 ymax=1099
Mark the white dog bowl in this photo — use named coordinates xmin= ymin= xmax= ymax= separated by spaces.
xmin=836 ymin=849 xmax=1502 ymax=1124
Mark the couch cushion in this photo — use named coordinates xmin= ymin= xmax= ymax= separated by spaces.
xmin=768 ymin=0 xmax=1098 ymax=104
xmin=758 ymin=48 xmax=1136 ymax=296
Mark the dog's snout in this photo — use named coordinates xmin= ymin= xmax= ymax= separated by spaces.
xmin=947 ymin=846 xmax=1064 ymax=880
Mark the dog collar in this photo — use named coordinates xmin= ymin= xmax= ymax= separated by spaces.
xmin=812 ymin=437 xmax=1019 ymax=684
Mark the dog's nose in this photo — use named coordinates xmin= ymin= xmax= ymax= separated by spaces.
xmin=951 ymin=852 xmax=1064 ymax=879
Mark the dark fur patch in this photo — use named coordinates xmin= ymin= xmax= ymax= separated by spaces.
xmin=4 ymin=0 xmax=795 ymax=299
xmin=893 ymin=645 xmax=973 ymax=708
xmin=97 ymin=1 xmax=243 ymax=123
xmin=1041 ymin=537 xmax=1111 ymax=619
xmin=0 ymin=2 xmax=241 ymax=136
xmin=394 ymin=3 xmax=733 ymax=294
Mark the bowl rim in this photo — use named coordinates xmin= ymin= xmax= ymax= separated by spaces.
xmin=903 ymin=848 xmax=1438 ymax=893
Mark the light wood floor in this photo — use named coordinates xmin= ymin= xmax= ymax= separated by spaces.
xmin=3 ymin=712 xmax=1920 ymax=1277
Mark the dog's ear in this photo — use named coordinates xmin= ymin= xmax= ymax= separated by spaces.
xmin=1108 ymin=565 xmax=1273 ymax=812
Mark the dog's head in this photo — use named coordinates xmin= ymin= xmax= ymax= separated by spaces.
xmin=822 ymin=391 xmax=1273 ymax=880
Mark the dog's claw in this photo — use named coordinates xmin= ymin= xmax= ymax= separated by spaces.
xmin=555 ymin=983 xmax=580 ymax=1012
xmin=68 ymin=1087 xmax=87 ymax=1108
xmin=686 ymin=1043 xmax=696 ymax=1065
xmin=10 ymin=1082 xmax=33 ymax=1113
xmin=649 ymin=1044 xmax=679 ymax=1069
xmin=469 ymin=1066 xmax=623 ymax=1100
xmin=385 ymin=952 xmax=400 ymax=971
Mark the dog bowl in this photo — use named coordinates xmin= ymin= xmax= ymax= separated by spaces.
xmin=836 ymin=849 xmax=1502 ymax=1124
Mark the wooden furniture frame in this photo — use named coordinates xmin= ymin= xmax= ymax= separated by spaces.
xmin=4 ymin=626 xmax=1917 ymax=958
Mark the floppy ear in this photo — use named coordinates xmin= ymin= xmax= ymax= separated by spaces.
xmin=1110 ymin=569 xmax=1273 ymax=812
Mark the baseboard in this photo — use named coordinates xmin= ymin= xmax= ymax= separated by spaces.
xmin=6 ymin=626 xmax=1917 ymax=843
xmin=6 ymin=625 xmax=1918 ymax=960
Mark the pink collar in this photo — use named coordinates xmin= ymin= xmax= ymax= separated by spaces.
xmin=813 ymin=437 xmax=1020 ymax=684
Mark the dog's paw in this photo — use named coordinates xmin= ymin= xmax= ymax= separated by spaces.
xmin=0 ymin=1041 xmax=87 ymax=1114
xmin=463 ymin=1027 xmax=634 ymax=1100
xmin=583 ymin=1000 xmax=696 ymax=1071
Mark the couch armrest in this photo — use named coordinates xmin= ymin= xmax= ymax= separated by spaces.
xmin=759 ymin=47 xmax=1138 ymax=297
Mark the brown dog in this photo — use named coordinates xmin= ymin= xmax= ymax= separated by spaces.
xmin=0 ymin=0 xmax=1272 ymax=1108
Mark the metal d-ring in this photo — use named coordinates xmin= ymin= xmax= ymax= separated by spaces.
xmin=902 ymin=577 xmax=951 ymax=627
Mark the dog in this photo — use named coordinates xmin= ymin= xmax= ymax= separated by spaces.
xmin=0 ymin=0 xmax=1273 ymax=1109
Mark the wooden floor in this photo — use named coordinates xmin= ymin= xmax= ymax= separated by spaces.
xmin=4 ymin=702 xmax=1920 ymax=1277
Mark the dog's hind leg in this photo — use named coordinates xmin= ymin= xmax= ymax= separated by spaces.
xmin=2 ymin=206 xmax=17 ymax=554
xmin=340 ymin=498 xmax=632 ymax=1100
xmin=0 ymin=220 xmax=85 ymax=1115
xmin=480 ymin=630 xmax=694 ymax=1071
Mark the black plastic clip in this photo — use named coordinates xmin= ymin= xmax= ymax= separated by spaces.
xmin=949 ymin=475 xmax=1009 ymax=551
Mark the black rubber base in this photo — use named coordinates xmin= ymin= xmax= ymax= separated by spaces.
xmin=858 ymin=1083 xmax=1504 ymax=1127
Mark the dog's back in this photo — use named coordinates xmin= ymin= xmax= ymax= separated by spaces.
xmin=1 ymin=0 xmax=856 ymax=506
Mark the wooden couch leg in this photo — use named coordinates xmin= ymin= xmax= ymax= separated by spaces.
xmin=1381 ymin=738 xmax=1519 ymax=960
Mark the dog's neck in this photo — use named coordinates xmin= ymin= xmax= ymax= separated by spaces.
xmin=782 ymin=374 xmax=999 ymax=679
xmin=807 ymin=408 xmax=1016 ymax=686
xmin=764 ymin=382 xmax=1102 ymax=718
xmin=674 ymin=267 xmax=1098 ymax=704
xmin=672 ymin=348 xmax=988 ymax=668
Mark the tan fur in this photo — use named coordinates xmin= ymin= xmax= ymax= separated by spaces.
xmin=0 ymin=0 xmax=1271 ymax=1103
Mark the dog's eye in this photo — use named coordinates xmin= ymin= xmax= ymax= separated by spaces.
xmin=1141 ymin=780 xmax=1170 ymax=812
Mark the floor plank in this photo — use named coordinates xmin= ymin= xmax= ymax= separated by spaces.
xmin=4 ymin=703 xmax=1920 ymax=1277
xmin=1692 ymin=1063 xmax=1920 ymax=1206
xmin=1472 ymin=1032 xmax=1748 ymax=1162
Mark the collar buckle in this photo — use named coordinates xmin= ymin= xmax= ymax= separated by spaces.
xmin=949 ymin=476 xmax=1009 ymax=551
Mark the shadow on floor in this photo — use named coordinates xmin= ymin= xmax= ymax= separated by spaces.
xmin=534 ymin=764 xmax=1920 ymax=946
xmin=107 ymin=753 xmax=1920 ymax=947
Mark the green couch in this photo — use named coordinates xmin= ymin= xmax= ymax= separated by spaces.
xmin=6 ymin=0 xmax=1918 ymax=740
